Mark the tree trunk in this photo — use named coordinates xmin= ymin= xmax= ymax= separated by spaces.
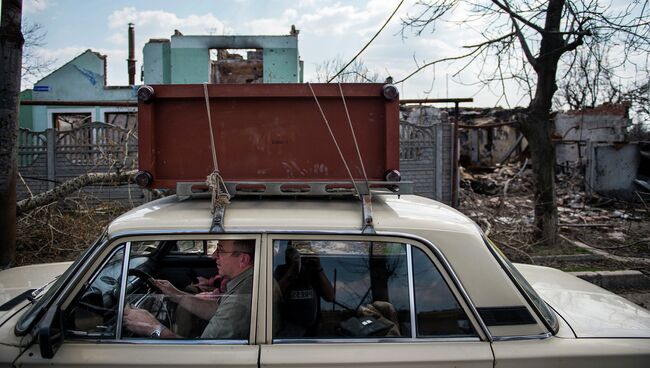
xmin=0 ymin=0 xmax=24 ymax=269
xmin=518 ymin=0 xmax=567 ymax=247
xmin=520 ymin=108 xmax=557 ymax=246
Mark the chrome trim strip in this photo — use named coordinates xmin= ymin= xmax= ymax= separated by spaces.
xmin=116 ymin=242 xmax=131 ymax=339
xmin=406 ymin=244 xmax=417 ymax=339
xmin=491 ymin=332 xmax=552 ymax=342
xmin=273 ymin=337 xmax=481 ymax=344
xmin=108 ymin=229 xmax=369 ymax=239
xmin=65 ymin=338 xmax=248 ymax=345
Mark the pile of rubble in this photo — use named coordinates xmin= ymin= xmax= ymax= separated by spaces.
xmin=459 ymin=162 xmax=650 ymax=267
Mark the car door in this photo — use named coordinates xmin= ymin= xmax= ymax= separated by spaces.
xmin=16 ymin=235 xmax=261 ymax=368
xmin=260 ymin=234 xmax=493 ymax=368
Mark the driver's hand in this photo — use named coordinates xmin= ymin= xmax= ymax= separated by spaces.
xmin=123 ymin=306 xmax=160 ymax=336
xmin=196 ymin=276 xmax=211 ymax=286
xmin=153 ymin=279 xmax=181 ymax=296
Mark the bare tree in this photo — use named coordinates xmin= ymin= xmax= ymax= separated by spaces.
xmin=402 ymin=0 xmax=650 ymax=246
xmin=0 ymin=0 xmax=23 ymax=268
xmin=314 ymin=58 xmax=381 ymax=83
xmin=555 ymin=45 xmax=649 ymax=114
xmin=21 ymin=20 xmax=54 ymax=87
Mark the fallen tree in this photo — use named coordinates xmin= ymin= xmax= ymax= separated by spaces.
xmin=17 ymin=170 xmax=137 ymax=216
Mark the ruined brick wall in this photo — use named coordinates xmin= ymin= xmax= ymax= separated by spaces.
xmin=211 ymin=49 xmax=263 ymax=84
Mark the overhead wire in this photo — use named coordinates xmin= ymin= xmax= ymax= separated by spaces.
xmin=327 ymin=0 xmax=406 ymax=83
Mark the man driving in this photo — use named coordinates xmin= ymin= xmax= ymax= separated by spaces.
xmin=123 ymin=239 xmax=255 ymax=339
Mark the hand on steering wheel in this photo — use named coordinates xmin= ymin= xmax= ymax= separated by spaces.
xmin=127 ymin=268 xmax=159 ymax=292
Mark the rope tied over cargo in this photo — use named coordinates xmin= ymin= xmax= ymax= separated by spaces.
xmin=203 ymin=83 xmax=231 ymax=213
xmin=307 ymin=82 xmax=371 ymax=198
xmin=337 ymin=82 xmax=371 ymax=199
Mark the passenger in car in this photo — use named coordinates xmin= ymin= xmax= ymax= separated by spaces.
xmin=123 ymin=240 xmax=255 ymax=339
xmin=274 ymin=243 xmax=335 ymax=337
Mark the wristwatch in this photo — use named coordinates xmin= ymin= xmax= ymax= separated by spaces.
xmin=150 ymin=324 xmax=164 ymax=338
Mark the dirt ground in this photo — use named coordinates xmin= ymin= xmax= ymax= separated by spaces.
xmin=459 ymin=163 xmax=650 ymax=276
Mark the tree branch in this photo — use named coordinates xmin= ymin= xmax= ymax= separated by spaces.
xmin=396 ymin=48 xmax=483 ymax=84
xmin=491 ymin=0 xmax=545 ymax=33
xmin=17 ymin=170 xmax=138 ymax=216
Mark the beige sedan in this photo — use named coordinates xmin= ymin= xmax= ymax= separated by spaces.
xmin=1 ymin=194 xmax=649 ymax=367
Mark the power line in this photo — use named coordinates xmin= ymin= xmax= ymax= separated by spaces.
xmin=327 ymin=0 xmax=405 ymax=83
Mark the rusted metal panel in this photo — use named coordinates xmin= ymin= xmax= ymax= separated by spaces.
xmin=138 ymin=83 xmax=400 ymax=188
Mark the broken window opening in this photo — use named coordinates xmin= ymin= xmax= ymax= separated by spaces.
xmin=209 ymin=48 xmax=263 ymax=84
xmin=105 ymin=112 xmax=137 ymax=132
xmin=54 ymin=113 xmax=92 ymax=131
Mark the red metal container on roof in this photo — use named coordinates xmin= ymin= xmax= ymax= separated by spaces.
xmin=137 ymin=83 xmax=400 ymax=189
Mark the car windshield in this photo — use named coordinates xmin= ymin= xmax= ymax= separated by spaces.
xmin=484 ymin=237 xmax=559 ymax=334
xmin=15 ymin=231 xmax=107 ymax=335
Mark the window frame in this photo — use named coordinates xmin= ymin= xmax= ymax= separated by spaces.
xmin=59 ymin=233 xmax=262 ymax=345
xmin=100 ymin=107 xmax=137 ymax=131
xmin=266 ymin=233 xmax=488 ymax=344
xmin=47 ymin=108 xmax=95 ymax=130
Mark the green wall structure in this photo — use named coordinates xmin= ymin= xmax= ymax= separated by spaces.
xmin=21 ymin=31 xmax=302 ymax=132
xmin=144 ymin=33 xmax=302 ymax=85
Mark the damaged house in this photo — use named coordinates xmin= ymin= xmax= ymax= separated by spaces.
xmin=17 ymin=27 xmax=303 ymax=204
xmin=458 ymin=103 xmax=649 ymax=200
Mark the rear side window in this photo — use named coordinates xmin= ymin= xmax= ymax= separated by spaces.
xmin=272 ymin=239 xmax=476 ymax=340
xmin=412 ymin=247 xmax=475 ymax=337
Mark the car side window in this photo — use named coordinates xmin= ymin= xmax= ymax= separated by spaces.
xmin=121 ymin=238 xmax=255 ymax=341
xmin=411 ymin=247 xmax=476 ymax=337
xmin=272 ymin=239 xmax=477 ymax=341
xmin=272 ymin=240 xmax=410 ymax=339
xmin=63 ymin=244 xmax=125 ymax=339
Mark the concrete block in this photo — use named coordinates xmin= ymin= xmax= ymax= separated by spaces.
xmin=570 ymin=270 xmax=650 ymax=290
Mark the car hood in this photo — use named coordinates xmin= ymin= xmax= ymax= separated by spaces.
xmin=516 ymin=263 xmax=650 ymax=338
xmin=0 ymin=262 xmax=72 ymax=324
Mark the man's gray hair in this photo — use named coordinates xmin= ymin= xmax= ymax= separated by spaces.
xmin=232 ymin=239 xmax=255 ymax=262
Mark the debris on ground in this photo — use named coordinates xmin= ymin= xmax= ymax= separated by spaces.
xmin=459 ymin=162 xmax=650 ymax=276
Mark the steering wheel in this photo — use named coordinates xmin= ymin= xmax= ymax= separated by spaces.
xmin=77 ymin=285 xmax=114 ymax=314
xmin=127 ymin=268 xmax=159 ymax=292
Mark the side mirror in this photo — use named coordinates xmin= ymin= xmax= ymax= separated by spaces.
xmin=38 ymin=306 xmax=63 ymax=359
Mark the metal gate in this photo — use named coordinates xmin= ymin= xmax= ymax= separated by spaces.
xmin=400 ymin=107 xmax=454 ymax=205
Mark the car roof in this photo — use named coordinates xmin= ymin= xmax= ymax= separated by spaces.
xmin=107 ymin=194 xmax=480 ymax=237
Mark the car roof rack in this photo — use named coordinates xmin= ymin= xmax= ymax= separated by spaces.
xmin=176 ymin=180 xmax=412 ymax=199
xmin=176 ymin=180 xmax=413 ymax=234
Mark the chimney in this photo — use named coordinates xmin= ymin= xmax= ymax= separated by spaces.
xmin=127 ymin=23 xmax=136 ymax=85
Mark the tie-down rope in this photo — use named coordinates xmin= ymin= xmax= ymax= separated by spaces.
xmin=337 ymin=83 xmax=371 ymax=198
xmin=203 ymin=83 xmax=230 ymax=212
xmin=308 ymin=82 xmax=369 ymax=197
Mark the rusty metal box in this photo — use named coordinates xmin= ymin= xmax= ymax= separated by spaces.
xmin=137 ymin=83 xmax=399 ymax=188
